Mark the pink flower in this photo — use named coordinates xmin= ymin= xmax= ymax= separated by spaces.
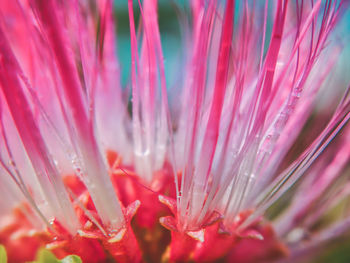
xmin=0 ymin=0 xmax=349 ymax=262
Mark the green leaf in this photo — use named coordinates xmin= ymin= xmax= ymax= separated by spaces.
xmin=33 ymin=249 xmax=82 ymax=263
xmin=36 ymin=249 xmax=60 ymax=263
xmin=62 ymin=255 xmax=82 ymax=263
xmin=0 ymin=245 xmax=7 ymax=263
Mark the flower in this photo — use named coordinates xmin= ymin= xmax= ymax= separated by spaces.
xmin=0 ymin=0 xmax=349 ymax=262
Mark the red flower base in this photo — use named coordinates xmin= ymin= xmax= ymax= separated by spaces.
xmin=0 ymin=151 xmax=288 ymax=262
xmin=159 ymin=195 xmax=288 ymax=262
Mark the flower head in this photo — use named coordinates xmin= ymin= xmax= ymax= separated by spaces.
xmin=0 ymin=0 xmax=349 ymax=262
